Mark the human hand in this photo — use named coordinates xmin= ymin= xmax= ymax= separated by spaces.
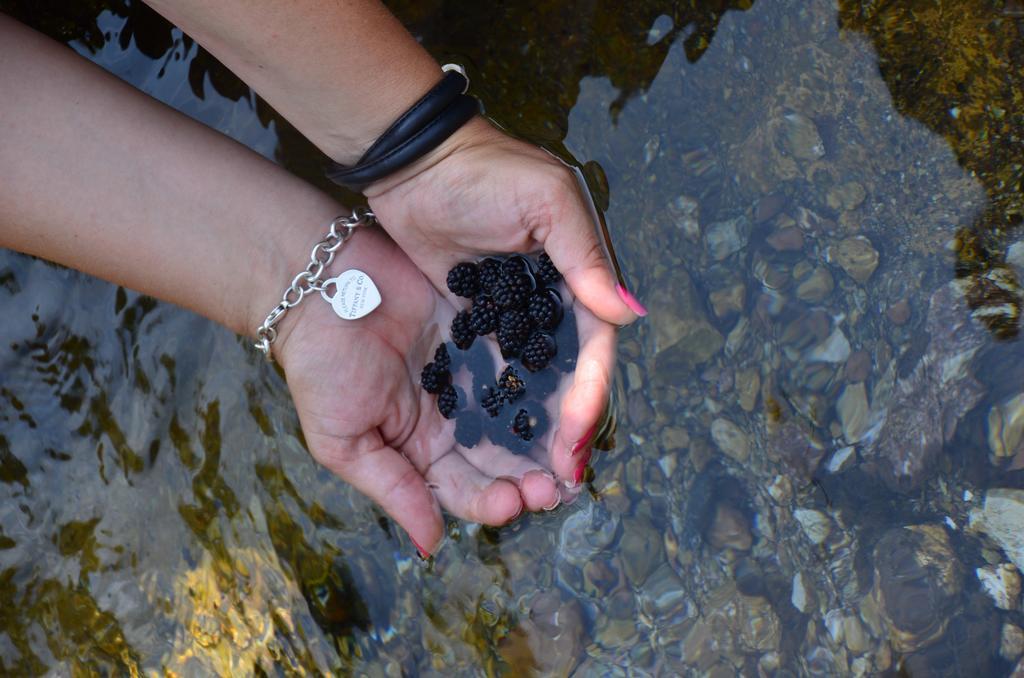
xmin=364 ymin=118 xmax=637 ymax=483
xmin=271 ymin=228 xmax=608 ymax=555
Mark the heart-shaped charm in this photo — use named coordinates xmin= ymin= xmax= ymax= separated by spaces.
xmin=320 ymin=269 xmax=381 ymax=320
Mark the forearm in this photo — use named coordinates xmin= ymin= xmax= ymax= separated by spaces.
xmin=144 ymin=0 xmax=442 ymax=165
xmin=0 ymin=15 xmax=347 ymax=338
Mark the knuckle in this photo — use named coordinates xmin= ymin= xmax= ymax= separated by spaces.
xmin=381 ymin=465 xmax=425 ymax=505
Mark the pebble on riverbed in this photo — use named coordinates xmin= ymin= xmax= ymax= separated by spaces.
xmin=987 ymin=392 xmax=1024 ymax=465
xmin=827 ymin=235 xmax=880 ymax=284
xmin=872 ymin=524 xmax=961 ymax=653
xmin=858 ymin=281 xmax=986 ymax=489
xmin=976 ymin=563 xmax=1021 ymax=611
xmin=970 ymin=489 xmax=1024 ymax=573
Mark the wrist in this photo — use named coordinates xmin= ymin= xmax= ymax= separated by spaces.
xmin=322 ymin=62 xmax=445 ymax=166
xmin=362 ymin=116 xmax=497 ymax=199
xmin=327 ymin=67 xmax=479 ymax=191
xmin=246 ymin=198 xmax=356 ymax=356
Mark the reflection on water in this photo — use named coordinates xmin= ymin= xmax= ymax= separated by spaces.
xmin=838 ymin=0 xmax=1024 ymax=340
xmin=4 ymin=0 xmax=1024 ymax=674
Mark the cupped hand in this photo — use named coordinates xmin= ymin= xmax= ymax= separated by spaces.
xmin=364 ymin=118 xmax=631 ymax=483
xmin=272 ymin=228 xmax=604 ymax=555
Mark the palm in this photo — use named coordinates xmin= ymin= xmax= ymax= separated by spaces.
xmin=367 ymin=122 xmax=572 ymax=288
xmin=275 ymin=231 xmax=561 ymax=553
xmin=366 ymin=120 xmax=621 ymax=492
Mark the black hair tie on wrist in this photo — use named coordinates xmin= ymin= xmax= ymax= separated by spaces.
xmin=328 ymin=68 xmax=480 ymax=191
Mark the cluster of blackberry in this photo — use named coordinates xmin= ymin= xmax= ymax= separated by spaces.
xmin=422 ymin=252 xmax=569 ymax=444
xmin=447 ymin=253 xmax=562 ymax=371
xmin=511 ymin=409 xmax=534 ymax=442
xmin=480 ymin=366 xmax=526 ymax=419
xmin=420 ymin=344 xmax=458 ymax=418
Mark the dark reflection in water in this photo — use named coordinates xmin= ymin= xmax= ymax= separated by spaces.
xmin=838 ymin=0 xmax=1024 ymax=340
xmin=389 ymin=0 xmax=756 ymax=142
xmin=7 ymin=0 xmax=1024 ymax=674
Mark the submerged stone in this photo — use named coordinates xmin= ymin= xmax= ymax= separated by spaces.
xmin=619 ymin=517 xmax=664 ymax=586
xmin=794 ymin=508 xmax=831 ymax=545
xmin=791 ymin=572 xmax=811 ymax=613
xmin=826 ymin=181 xmax=867 ymax=212
xmin=755 ymin=193 xmax=786 ymax=223
xmin=807 ymin=327 xmax=851 ymax=363
xmin=837 ymin=382 xmax=872 ymax=444
xmin=667 ymin=195 xmax=700 ymax=240
xmin=779 ymin=112 xmax=825 ymax=161
xmin=795 ymin=266 xmax=835 ymax=303
xmin=1002 ymin=624 xmax=1024 ymax=662
xmin=705 ymin=216 xmax=750 ymax=261
xmin=766 ymin=227 xmax=804 ymax=251
xmin=766 ymin=419 xmax=826 ymax=478
xmin=828 ymin=236 xmax=879 ymax=284
xmin=711 ymin=417 xmax=750 ymax=462
xmin=707 ymin=503 xmax=752 ymax=552
xmin=736 ymin=368 xmax=760 ymax=412
xmin=844 ymin=350 xmax=872 ymax=383
xmin=970 ymin=489 xmax=1024 ymax=572
xmin=987 ymin=392 xmax=1024 ymax=461
xmin=650 ymin=271 xmax=724 ymax=374
xmin=887 ymin=299 xmax=911 ymax=325
xmin=976 ymin=563 xmax=1021 ymax=611
xmin=872 ymin=524 xmax=961 ymax=654
xmin=1008 ymin=240 xmax=1024 ymax=277
xmin=825 ymin=446 xmax=857 ymax=474
xmin=709 ymin=282 xmax=746 ymax=318
xmin=859 ymin=281 xmax=986 ymax=490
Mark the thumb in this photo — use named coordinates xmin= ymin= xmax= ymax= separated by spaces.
xmin=539 ymin=169 xmax=647 ymax=326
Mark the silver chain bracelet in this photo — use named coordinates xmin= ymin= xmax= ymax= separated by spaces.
xmin=254 ymin=207 xmax=377 ymax=360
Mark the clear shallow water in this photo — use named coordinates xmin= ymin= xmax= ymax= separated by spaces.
xmin=3 ymin=0 xmax=1024 ymax=674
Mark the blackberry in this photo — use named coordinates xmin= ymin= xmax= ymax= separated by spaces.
xmin=502 ymin=255 xmax=532 ymax=277
xmin=437 ymin=384 xmax=458 ymax=419
xmin=420 ymin=362 xmax=450 ymax=394
xmin=493 ymin=271 xmax=533 ymax=310
xmin=536 ymin=252 xmax=561 ymax=285
xmin=478 ymin=258 xmax=503 ymax=296
xmin=469 ymin=295 xmax=499 ymax=336
xmin=527 ymin=290 xmax=562 ymax=330
xmin=433 ymin=343 xmax=451 ymax=371
xmin=497 ymin=309 xmax=530 ymax=356
xmin=521 ymin=332 xmax=557 ymax=372
xmin=511 ymin=409 xmax=534 ymax=441
xmin=446 ymin=262 xmax=480 ymax=298
xmin=497 ymin=366 xmax=526 ymax=403
xmin=450 ymin=310 xmax=475 ymax=350
xmin=480 ymin=388 xmax=502 ymax=417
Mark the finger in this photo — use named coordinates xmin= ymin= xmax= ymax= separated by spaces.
xmin=541 ymin=176 xmax=645 ymax=326
xmin=458 ymin=441 xmax=546 ymax=482
xmin=458 ymin=441 xmax=560 ymax=512
xmin=425 ymin=452 xmax=524 ymax=525
xmin=312 ymin=435 xmax=444 ymax=557
xmin=519 ymin=469 xmax=561 ymax=511
xmin=550 ymin=303 xmax=616 ymax=483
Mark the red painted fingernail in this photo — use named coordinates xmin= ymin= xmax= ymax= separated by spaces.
xmin=573 ymin=449 xmax=593 ymax=485
xmin=571 ymin=422 xmax=598 ymax=456
xmin=411 ymin=538 xmax=430 ymax=560
xmin=615 ymin=283 xmax=648 ymax=317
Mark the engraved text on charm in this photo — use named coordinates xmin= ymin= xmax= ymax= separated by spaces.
xmin=320 ymin=269 xmax=381 ymax=320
